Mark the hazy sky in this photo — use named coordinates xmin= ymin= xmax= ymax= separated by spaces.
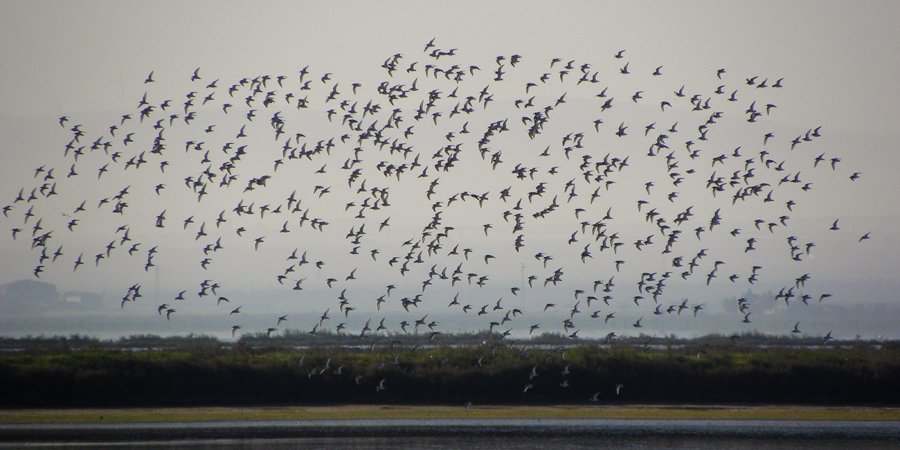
xmin=1 ymin=1 xmax=898 ymax=340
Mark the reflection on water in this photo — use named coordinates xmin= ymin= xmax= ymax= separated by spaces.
xmin=1 ymin=419 xmax=898 ymax=449
xmin=7 ymin=437 xmax=895 ymax=450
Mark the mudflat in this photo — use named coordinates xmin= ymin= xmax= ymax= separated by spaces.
xmin=2 ymin=404 xmax=899 ymax=424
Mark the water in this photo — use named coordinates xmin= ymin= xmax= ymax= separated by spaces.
xmin=1 ymin=419 xmax=898 ymax=449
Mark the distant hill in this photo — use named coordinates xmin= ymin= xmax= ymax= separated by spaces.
xmin=0 ymin=279 xmax=104 ymax=314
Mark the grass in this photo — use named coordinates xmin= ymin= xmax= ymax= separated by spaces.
xmin=2 ymin=404 xmax=900 ymax=424
xmin=3 ymin=336 xmax=900 ymax=408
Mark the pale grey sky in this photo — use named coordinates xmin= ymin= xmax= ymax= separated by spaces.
xmin=1 ymin=1 xmax=898 ymax=340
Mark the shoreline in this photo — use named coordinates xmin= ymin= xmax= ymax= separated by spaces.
xmin=3 ymin=404 xmax=900 ymax=424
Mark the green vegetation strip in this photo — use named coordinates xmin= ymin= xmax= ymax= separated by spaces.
xmin=2 ymin=405 xmax=899 ymax=424
xmin=4 ymin=340 xmax=900 ymax=409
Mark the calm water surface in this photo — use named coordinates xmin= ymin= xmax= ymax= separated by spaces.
xmin=1 ymin=418 xmax=898 ymax=449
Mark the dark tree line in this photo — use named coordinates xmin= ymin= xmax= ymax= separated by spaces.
xmin=1 ymin=336 xmax=898 ymax=407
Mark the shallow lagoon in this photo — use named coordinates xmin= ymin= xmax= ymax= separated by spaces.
xmin=2 ymin=418 xmax=898 ymax=449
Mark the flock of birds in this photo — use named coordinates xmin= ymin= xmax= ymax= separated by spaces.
xmin=3 ymin=39 xmax=870 ymax=398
